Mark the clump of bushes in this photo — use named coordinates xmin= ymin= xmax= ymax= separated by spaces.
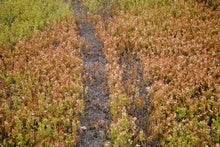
xmin=0 ymin=0 xmax=72 ymax=48
xmin=82 ymin=0 xmax=104 ymax=13
xmin=82 ymin=0 xmax=148 ymax=14
xmin=0 ymin=17 xmax=84 ymax=146
xmin=96 ymin=0 xmax=220 ymax=146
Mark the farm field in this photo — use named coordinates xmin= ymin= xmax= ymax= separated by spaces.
xmin=1 ymin=0 xmax=220 ymax=146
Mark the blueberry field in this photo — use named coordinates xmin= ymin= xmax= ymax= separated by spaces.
xmin=0 ymin=0 xmax=219 ymax=146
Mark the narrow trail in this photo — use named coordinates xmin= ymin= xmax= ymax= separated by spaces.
xmin=119 ymin=52 xmax=152 ymax=146
xmin=72 ymin=1 xmax=111 ymax=146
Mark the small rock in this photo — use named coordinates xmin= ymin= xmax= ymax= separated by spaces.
xmin=99 ymin=130 xmax=105 ymax=139
xmin=104 ymin=141 xmax=112 ymax=147
xmin=81 ymin=126 xmax=87 ymax=130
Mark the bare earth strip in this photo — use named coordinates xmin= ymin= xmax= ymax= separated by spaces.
xmin=72 ymin=1 xmax=111 ymax=146
xmin=119 ymin=52 xmax=154 ymax=146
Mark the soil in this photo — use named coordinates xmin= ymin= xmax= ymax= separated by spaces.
xmin=119 ymin=51 xmax=152 ymax=146
xmin=72 ymin=1 xmax=111 ymax=147
xmin=72 ymin=1 xmax=155 ymax=146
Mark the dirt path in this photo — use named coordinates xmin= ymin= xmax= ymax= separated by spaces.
xmin=119 ymin=52 xmax=152 ymax=146
xmin=72 ymin=1 xmax=111 ymax=147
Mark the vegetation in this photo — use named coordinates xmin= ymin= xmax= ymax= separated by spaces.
xmin=83 ymin=0 xmax=220 ymax=14
xmin=0 ymin=17 xmax=84 ymax=146
xmin=95 ymin=0 xmax=220 ymax=146
xmin=1 ymin=0 xmax=220 ymax=146
xmin=82 ymin=0 xmax=147 ymax=13
xmin=82 ymin=0 xmax=104 ymax=12
xmin=0 ymin=0 xmax=84 ymax=146
xmin=0 ymin=0 xmax=72 ymax=48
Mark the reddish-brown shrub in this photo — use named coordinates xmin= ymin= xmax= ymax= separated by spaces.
xmin=96 ymin=1 xmax=220 ymax=146
xmin=0 ymin=17 xmax=84 ymax=146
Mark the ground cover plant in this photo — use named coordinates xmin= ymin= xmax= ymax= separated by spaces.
xmin=0 ymin=0 xmax=72 ymax=48
xmin=82 ymin=0 xmax=148 ymax=14
xmin=0 ymin=17 xmax=84 ymax=146
xmin=95 ymin=0 xmax=220 ymax=146
xmin=0 ymin=1 xmax=86 ymax=146
xmin=1 ymin=0 xmax=220 ymax=146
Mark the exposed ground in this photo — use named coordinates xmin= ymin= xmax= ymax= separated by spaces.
xmin=72 ymin=1 xmax=153 ymax=146
xmin=72 ymin=1 xmax=112 ymax=146
xmin=119 ymin=52 xmax=152 ymax=146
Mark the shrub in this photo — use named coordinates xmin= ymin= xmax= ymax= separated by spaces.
xmin=96 ymin=1 xmax=220 ymax=146
xmin=0 ymin=17 xmax=84 ymax=146
xmin=0 ymin=0 xmax=72 ymax=48
xmin=82 ymin=0 xmax=148 ymax=13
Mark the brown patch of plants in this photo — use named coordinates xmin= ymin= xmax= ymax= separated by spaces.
xmin=95 ymin=1 xmax=220 ymax=146
xmin=0 ymin=17 xmax=84 ymax=146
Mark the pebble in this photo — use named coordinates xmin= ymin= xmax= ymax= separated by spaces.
xmin=81 ymin=126 xmax=87 ymax=130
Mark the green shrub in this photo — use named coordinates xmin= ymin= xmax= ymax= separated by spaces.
xmin=83 ymin=0 xmax=104 ymax=12
xmin=82 ymin=0 xmax=147 ymax=13
xmin=0 ymin=0 xmax=72 ymax=48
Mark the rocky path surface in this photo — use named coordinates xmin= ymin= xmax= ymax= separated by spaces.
xmin=72 ymin=1 xmax=111 ymax=147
